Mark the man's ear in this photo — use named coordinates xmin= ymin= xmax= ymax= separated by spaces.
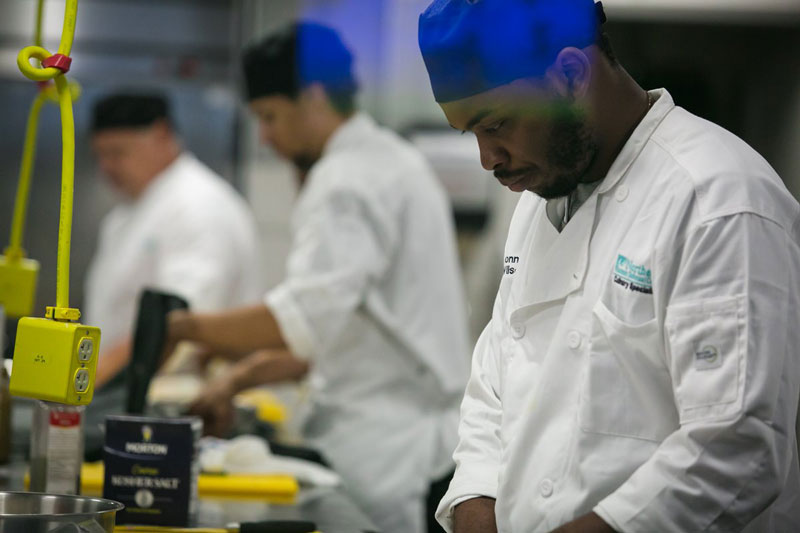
xmin=545 ymin=47 xmax=592 ymax=101
xmin=151 ymin=118 xmax=173 ymax=141
xmin=299 ymin=82 xmax=329 ymax=110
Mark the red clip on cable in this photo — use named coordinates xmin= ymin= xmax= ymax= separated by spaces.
xmin=41 ymin=53 xmax=72 ymax=73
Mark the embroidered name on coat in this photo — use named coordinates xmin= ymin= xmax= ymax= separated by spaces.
xmin=504 ymin=256 xmax=520 ymax=275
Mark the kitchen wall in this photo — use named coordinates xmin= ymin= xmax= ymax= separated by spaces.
xmin=0 ymin=0 xmax=242 ymax=329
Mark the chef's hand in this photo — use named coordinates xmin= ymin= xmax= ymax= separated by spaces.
xmin=159 ymin=309 xmax=192 ymax=370
xmin=549 ymin=512 xmax=616 ymax=533
xmin=189 ymin=375 xmax=236 ymax=437
xmin=189 ymin=346 xmax=217 ymax=374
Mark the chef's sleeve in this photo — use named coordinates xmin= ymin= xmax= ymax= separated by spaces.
xmin=435 ymin=307 xmax=505 ymax=533
xmin=264 ymin=184 xmax=398 ymax=360
xmin=154 ymin=208 xmax=246 ymax=312
xmin=594 ymin=212 xmax=800 ymax=532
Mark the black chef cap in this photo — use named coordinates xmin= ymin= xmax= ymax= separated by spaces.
xmin=242 ymin=22 xmax=357 ymax=103
xmin=91 ymin=93 xmax=171 ymax=133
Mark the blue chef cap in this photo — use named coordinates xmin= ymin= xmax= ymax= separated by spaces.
xmin=419 ymin=0 xmax=602 ymax=103
xmin=243 ymin=22 xmax=357 ymax=101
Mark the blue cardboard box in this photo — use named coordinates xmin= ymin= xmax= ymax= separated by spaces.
xmin=103 ymin=415 xmax=202 ymax=526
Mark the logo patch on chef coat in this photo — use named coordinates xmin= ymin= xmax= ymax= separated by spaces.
xmin=694 ymin=345 xmax=723 ymax=370
xmin=613 ymin=254 xmax=652 ymax=294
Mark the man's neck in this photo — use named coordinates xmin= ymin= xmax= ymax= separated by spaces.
xmin=581 ymin=66 xmax=650 ymax=184
xmin=316 ymin=110 xmax=353 ymax=153
xmin=295 ymin=111 xmax=353 ymax=188
xmin=131 ymin=146 xmax=181 ymax=200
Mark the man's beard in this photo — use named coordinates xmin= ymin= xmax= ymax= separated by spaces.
xmin=292 ymin=154 xmax=317 ymax=175
xmin=536 ymin=105 xmax=599 ymax=200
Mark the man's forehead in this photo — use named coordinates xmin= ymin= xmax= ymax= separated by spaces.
xmin=92 ymin=127 xmax=151 ymax=144
xmin=249 ymin=94 xmax=293 ymax=112
xmin=440 ymin=79 xmax=553 ymax=130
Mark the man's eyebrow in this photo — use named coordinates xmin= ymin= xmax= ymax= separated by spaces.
xmin=465 ymin=109 xmax=492 ymax=132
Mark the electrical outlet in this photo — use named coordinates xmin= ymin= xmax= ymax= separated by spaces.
xmin=10 ymin=317 xmax=101 ymax=405
xmin=0 ymin=255 xmax=39 ymax=318
xmin=74 ymin=368 xmax=89 ymax=392
xmin=78 ymin=337 xmax=94 ymax=362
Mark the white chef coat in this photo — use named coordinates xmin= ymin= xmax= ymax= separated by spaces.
xmin=264 ymin=113 xmax=471 ymax=533
xmin=85 ymin=152 xmax=263 ymax=348
xmin=437 ymin=89 xmax=800 ymax=532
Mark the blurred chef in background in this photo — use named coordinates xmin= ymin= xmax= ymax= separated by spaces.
xmin=165 ymin=22 xmax=470 ymax=533
xmin=418 ymin=0 xmax=800 ymax=532
xmin=86 ymin=93 xmax=263 ymax=388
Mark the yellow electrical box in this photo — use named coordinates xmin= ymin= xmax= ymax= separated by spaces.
xmin=0 ymin=255 xmax=39 ymax=318
xmin=10 ymin=317 xmax=100 ymax=405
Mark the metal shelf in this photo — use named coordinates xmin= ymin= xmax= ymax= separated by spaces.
xmin=604 ymin=0 xmax=800 ymax=25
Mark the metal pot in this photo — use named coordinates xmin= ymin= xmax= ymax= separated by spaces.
xmin=0 ymin=491 xmax=123 ymax=533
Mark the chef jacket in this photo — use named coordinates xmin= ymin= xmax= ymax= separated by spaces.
xmin=86 ymin=152 xmax=263 ymax=348
xmin=265 ymin=113 xmax=471 ymax=533
xmin=437 ymin=89 xmax=800 ymax=532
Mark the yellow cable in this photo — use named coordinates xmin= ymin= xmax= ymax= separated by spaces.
xmin=7 ymin=81 xmax=81 ymax=262
xmin=57 ymin=0 xmax=77 ymax=56
xmin=12 ymin=0 xmax=80 ymax=314
xmin=54 ymin=73 xmax=75 ymax=311
xmin=17 ymin=0 xmax=77 ymax=82
xmin=6 ymin=0 xmax=48 ymax=260
xmin=34 ymin=0 xmax=44 ymax=48
xmin=6 ymin=92 xmax=46 ymax=261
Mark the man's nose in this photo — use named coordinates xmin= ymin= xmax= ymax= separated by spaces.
xmin=259 ymin=123 xmax=274 ymax=146
xmin=477 ymin=137 xmax=508 ymax=172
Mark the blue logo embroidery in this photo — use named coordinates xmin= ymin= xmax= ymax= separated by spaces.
xmin=613 ymin=254 xmax=653 ymax=294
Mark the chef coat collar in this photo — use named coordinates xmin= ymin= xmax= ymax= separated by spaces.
xmin=597 ymin=88 xmax=674 ymax=195
xmin=132 ymin=152 xmax=192 ymax=208
xmin=322 ymin=112 xmax=376 ymax=156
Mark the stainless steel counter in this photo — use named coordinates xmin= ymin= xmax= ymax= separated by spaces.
xmin=1 ymin=460 xmax=378 ymax=533
xmin=2 ymin=398 xmax=379 ymax=533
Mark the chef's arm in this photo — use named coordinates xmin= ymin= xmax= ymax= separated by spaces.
xmin=223 ymin=349 xmax=309 ymax=391
xmin=595 ymin=214 xmax=799 ymax=532
xmin=453 ymin=497 xmax=497 ymax=533
xmin=168 ymin=186 xmax=395 ymax=366
xmin=436 ymin=314 xmax=505 ymax=533
xmin=94 ymin=337 xmax=132 ymax=388
xmin=167 ymin=304 xmax=287 ymax=357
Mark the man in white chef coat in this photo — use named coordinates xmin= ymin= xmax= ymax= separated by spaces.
xmin=86 ymin=93 xmax=263 ymax=388
xmin=167 ymin=23 xmax=471 ymax=533
xmin=418 ymin=1 xmax=800 ymax=532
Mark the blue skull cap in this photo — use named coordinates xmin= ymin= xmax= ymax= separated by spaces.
xmin=419 ymin=0 xmax=601 ymax=103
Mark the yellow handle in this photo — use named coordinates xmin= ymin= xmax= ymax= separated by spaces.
xmin=113 ymin=522 xmax=323 ymax=532
xmin=114 ymin=527 xmax=322 ymax=533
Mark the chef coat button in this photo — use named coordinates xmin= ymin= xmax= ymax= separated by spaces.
xmin=615 ymin=185 xmax=629 ymax=202
xmin=567 ymin=330 xmax=582 ymax=349
xmin=539 ymin=478 xmax=554 ymax=498
xmin=511 ymin=322 xmax=526 ymax=339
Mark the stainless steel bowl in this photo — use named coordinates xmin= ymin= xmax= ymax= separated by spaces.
xmin=0 ymin=491 xmax=123 ymax=533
